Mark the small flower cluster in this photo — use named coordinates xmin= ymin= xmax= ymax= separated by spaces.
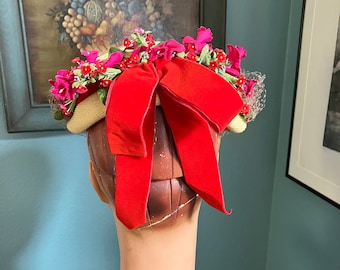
xmin=49 ymin=26 xmax=266 ymax=122
xmin=49 ymin=50 xmax=123 ymax=120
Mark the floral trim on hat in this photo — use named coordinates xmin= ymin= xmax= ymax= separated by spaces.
xmin=49 ymin=26 xmax=266 ymax=124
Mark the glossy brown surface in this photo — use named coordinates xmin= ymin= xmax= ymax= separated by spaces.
xmin=87 ymin=107 xmax=202 ymax=228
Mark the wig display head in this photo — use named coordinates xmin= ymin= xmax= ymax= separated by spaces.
xmin=49 ymin=26 xmax=266 ymax=230
xmin=87 ymin=107 xmax=209 ymax=229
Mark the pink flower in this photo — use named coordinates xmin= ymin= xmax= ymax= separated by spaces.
xmin=49 ymin=76 xmax=76 ymax=101
xmin=104 ymin=51 xmax=124 ymax=67
xmin=149 ymin=39 xmax=185 ymax=61
xmin=134 ymin=28 xmax=144 ymax=34
xmin=182 ymin=26 xmax=213 ymax=52
xmin=56 ymin=69 xmax=74 ymax=81
xmin=226 ymin=44 xmax=247 ymax=76
xmin=243 ymin=79 xmax=257 ymax=97
xmin=82 ymin=50 xmax=99 ymax=63
xmin=48 ymin=69 xmax=77 ymax=100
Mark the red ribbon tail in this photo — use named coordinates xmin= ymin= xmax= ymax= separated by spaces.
xmin=158 ymin=90 xmax=229 ymax=214
xmin=106 ymin=63 xmax=159 ymax=229
xmin=114 ymin=100 xmax=156 ymax=229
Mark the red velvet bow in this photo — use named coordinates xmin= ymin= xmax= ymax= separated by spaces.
xmin=106 ymin=57 xmax=243 ymax=229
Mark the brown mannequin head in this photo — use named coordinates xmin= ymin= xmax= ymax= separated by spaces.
xmin=87 ymin=107 xmax=223 ymax=229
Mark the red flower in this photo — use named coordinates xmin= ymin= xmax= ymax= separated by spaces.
xmin=145 ymin=33 xmax=155 ymax=48
xmin=130 ymin=54 xmax=140 ymax=63
xmin=216 ymin=50 xmax=227 ymax=62
xmin=81 ymin=64 xmax=92 ymax=75
xmin=123 ymin=38 xmax=135 ymax=49
xmin=101 ymin=79 xmax=112 ymax=88
xmin=236 ymin=75 xmax=246 ymax=87
xmin=119 ymin=62 xmax=127 ymax=70
xmin=71 ymin=57 xmax=80 ymax=64
xmin=96 ymin=62 xmax=107 ymax=73
xmin=209 ymin=61 xmax=218 ymax=71
xmin=62 ymin=109 xmax=72 ymax=117
xmin=77 ymin=84 xmax=88 ymax=94
xmin=187 ymin=52 xmax=197 ymax=61
xmin=123 ymin=58 xmax=134 ymax=68
xmin=241 ymin=104 xmax=251 ymax=115
xmin=90 ymin=70 xmax=98 ymax=77
xmin=185 ymin=43 xmax=196 ymax=52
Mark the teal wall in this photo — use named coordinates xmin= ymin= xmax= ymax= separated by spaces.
xmin=0 ymin=134 xmax=120 ymax=269
xmin=196 ymin=0 xmax=291 ymax=269
xmin=1 ymin=0 xmax=339 ymax=270
xmin=266 ymin=1 xmax=340 ymax=269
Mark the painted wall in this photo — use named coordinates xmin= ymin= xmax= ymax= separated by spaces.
xmin=195 ymin=0 xmax=292 ymax=269
xmin=266 ymin=1 xmax=340 ymax=269
xmin=1 ymin=0 xmax=339 ymax=270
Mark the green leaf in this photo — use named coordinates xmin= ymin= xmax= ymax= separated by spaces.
xmin=54 ymin=110 xmax=64 ymax=120
xmin=106 ymin=68 xmax=121 ymax=75
xmin=72 ymin=81 xmax=81 ymax=88
xmin=176 ymin=52 xmax=186 ymax=58
xmin=134 ymin=32 xmax=148 ymax=46
xmin=137 ymin=36 xmax=147 ymax=46
xmin=131 ymin=33 xmax=138 ymax=40
xmin=73 ymin=69 xmax=82 ymax=77
xmin=219 ymin=70 xmax=237 ymax=85
xmin=199 ymin=44 xmax=212 ymax=65
xmin=109 ymin=47 xmax=123 ymax=54
xmin=97 ymin=88 xmax=108 ymax=104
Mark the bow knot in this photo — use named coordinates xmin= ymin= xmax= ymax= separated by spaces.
xmin=106 ymin=57 xmax=243 ymax=229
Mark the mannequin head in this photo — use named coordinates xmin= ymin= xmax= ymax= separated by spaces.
xmin=49 ymin=26 xmax=266 ymax=230
xmin=87 ymin=107 xmax=222 ymax=229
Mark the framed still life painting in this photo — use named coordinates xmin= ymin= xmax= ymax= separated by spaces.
xmin=0 ymin=0 xmax=226 ymax=132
